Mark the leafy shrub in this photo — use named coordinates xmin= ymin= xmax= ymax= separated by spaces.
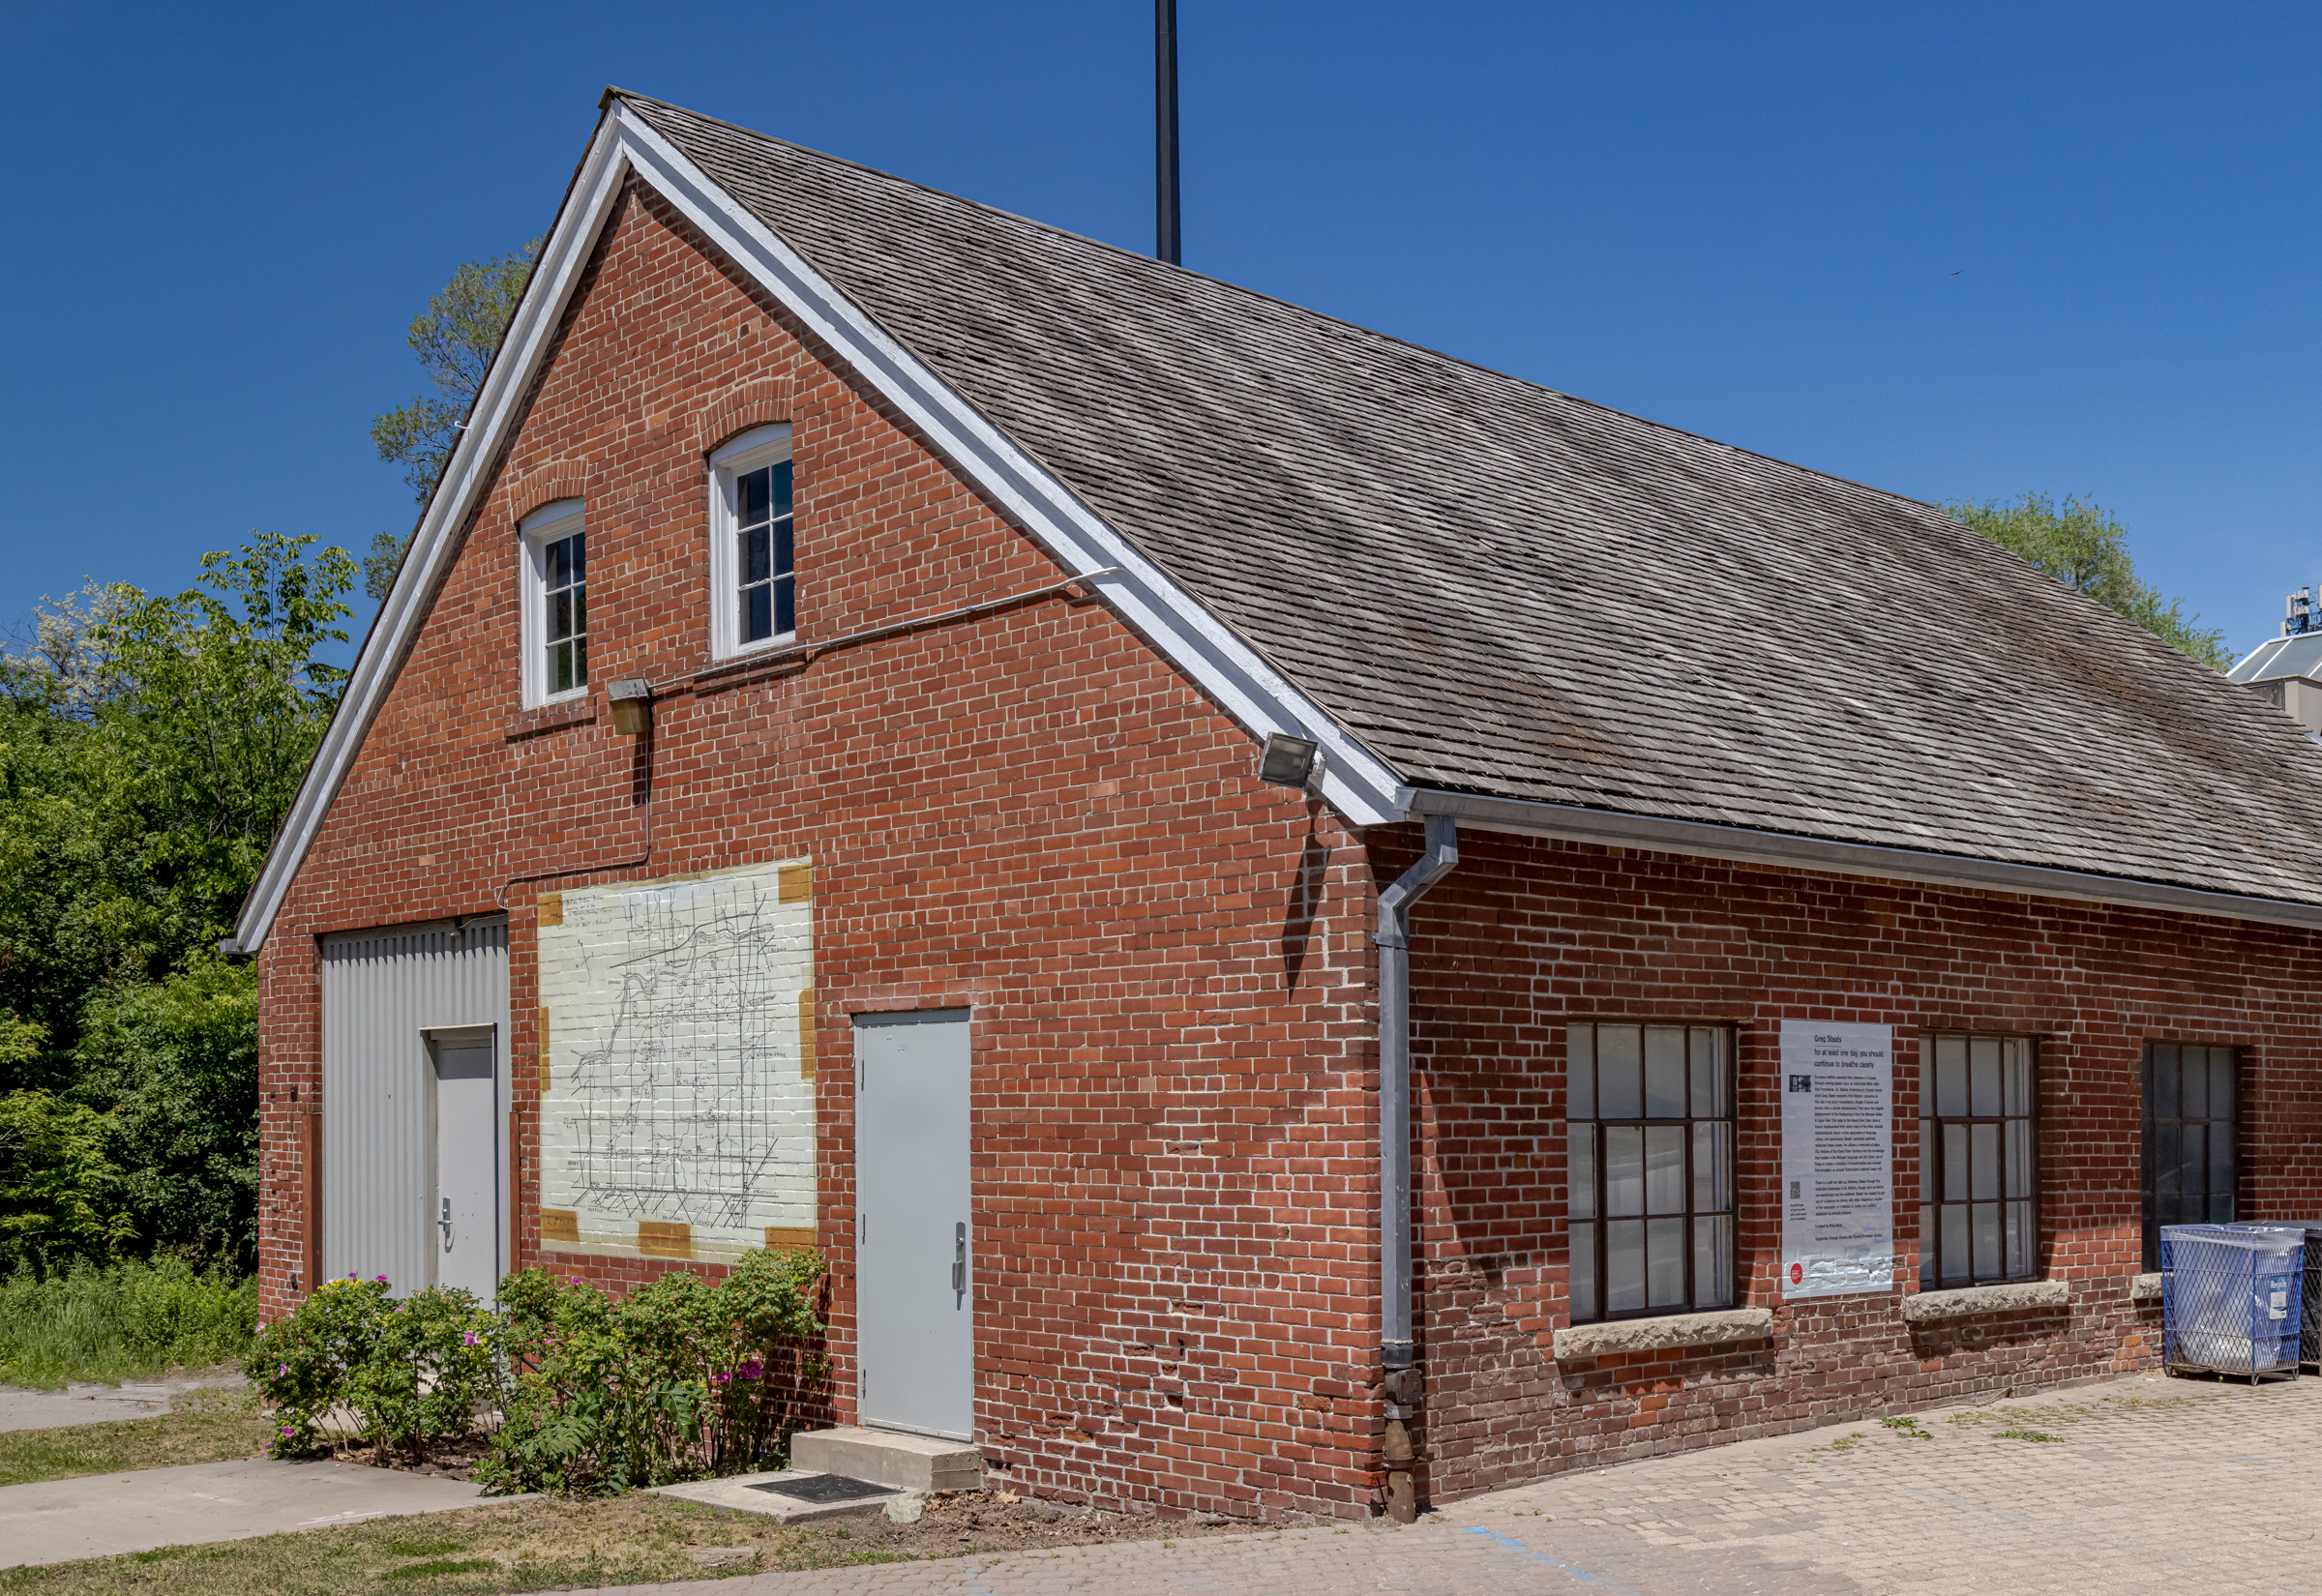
xmin=245 ymin=1274 xmax=501 ymax=1461
xmin=479 ymin=1248 xmax=825 ymax=1494
xmin=0 ymin=1256 xmax=256 ymax=1388
xmin=0 ymin=1089 xmax=131 ymax=1272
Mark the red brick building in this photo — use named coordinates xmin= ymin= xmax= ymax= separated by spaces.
xmin=233 ymin=91 xmax=2322 ymax=1522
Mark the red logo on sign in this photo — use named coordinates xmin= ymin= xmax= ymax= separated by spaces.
xmin=1790 ymin=1263 xmax=1804 ymax=1285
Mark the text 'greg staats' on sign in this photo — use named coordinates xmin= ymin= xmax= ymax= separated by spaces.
xmin=1780 ymin=1020 xmax=1893 ymax=1299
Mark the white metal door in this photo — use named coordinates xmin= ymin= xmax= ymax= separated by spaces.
xmin=432 ymin=1033 xmax=500 ymax=1299
xmin=854 ymin=1009 xmax=972 ymax=1439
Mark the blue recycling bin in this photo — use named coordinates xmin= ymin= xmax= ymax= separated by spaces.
xmin=2161 ymin=1224 xmax=2304 ymax=1382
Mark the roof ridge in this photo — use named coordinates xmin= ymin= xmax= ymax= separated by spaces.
xmin=611 ymin=89 xmax=1946 ymax=523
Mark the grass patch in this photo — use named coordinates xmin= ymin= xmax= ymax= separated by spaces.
xmin=0 ymin=1488 xmax=1247 ymax=1592
xmin=1991 ymin=1427 xmax=2064 ymax=1443
xmin=0 ymin=1389 xmax=273 ymax=1488
xmin=0 ymin=1260 xmax=255 ymax=1390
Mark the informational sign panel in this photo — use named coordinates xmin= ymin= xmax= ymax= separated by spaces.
xmin=537 ymin=859 xmax=815 ymax=1263
xmin=1780 ymin=1020 xmax=1893 ymax=1299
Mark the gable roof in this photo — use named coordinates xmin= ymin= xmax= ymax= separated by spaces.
xmin=231 ymin=92 xmax=2322 ymax=951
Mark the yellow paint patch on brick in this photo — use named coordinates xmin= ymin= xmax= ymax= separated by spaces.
xmin=638 ymin=1221 xmax=694 ymax=1259
xmin=778 ymin=863 xmax=813 ymax=903
xmin=540 ymin=1208 xmax=580 ymax=1245
xmin=537 ymin=892 xmax=564 ymax=928
xmin=799 ymin=986 xmax=816 ymax=1081
xmin=763 ymin=1226 xmax=816 ymax=1250
xmin=538 ymin=1008 xmax=551 ymax=1090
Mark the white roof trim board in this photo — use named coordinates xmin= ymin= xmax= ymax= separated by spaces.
xmin=229 ymin=103 xmax=1403 ymax=953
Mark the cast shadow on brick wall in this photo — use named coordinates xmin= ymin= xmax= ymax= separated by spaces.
xmin=1279 ymin=806 xmax=1328 ymax=990
xmin=1906 ymin=1305 xmax=2073 ymax=1364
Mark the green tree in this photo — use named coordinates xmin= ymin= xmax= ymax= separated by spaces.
xmin=73 ymin=955 xmax=259 ymax=1269
xmin=369 ymin=238 xmax=543 ymax=600
xmin=0 ymin=1089 xmax=132 ymax=1272
xmin=1949 ymin=494 xmax=2231 ymax=669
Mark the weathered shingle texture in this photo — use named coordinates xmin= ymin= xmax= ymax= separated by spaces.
xmin=627 ymin=95 xmax=2322 ymax=907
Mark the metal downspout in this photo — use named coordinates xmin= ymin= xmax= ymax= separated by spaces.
xmin=1374 ymin=812 xmax=1457 ymax=1521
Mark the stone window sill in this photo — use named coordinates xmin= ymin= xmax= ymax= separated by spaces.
xmin=1901 ymin=1279 xmax=2070 ymax=1323
xmin=1552 ymin=1307 xmax=1773 ymax=1362
xmin=2129 ymin=1272 xmax=2162 ymax=1303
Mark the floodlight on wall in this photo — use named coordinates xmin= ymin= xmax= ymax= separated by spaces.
xmin=1257 ymin=731 xmax=1320 ymax=788
xmin=609 ymin=678 xmax=653 ymax=737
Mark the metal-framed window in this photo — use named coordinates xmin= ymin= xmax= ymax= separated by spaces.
xmin=1566 ymin=1022 xmax=1735 ymax=1323
xmin=2142 ymin=1043 xmax=2237 ymax=1271
xmin=1918 ymin=1034 xmax=2037 ymax=1287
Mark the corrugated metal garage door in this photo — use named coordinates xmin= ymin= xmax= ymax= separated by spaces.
xmin=317 ymin=918 xmax=508 ymax=1294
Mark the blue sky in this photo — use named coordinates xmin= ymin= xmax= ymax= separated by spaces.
xmin=4 ymin=1 xmax=2314 ymax=663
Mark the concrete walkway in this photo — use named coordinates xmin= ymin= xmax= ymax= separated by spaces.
xmin=0 ymin=1456 xmax=504 ymax=1567
xmin=561 ymin=1370 xmax=2322 ymax=1595
xmin=0 ymin=1375 xmax=245 ymax=1433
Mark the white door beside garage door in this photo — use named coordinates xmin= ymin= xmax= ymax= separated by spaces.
xmin=853 ymin=1008 xmax=973 ymax=1440
xmin=430 ymin=1028 xmax=500 ymax=1299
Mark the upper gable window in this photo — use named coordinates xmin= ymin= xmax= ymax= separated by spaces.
xmin=707 ymin=426 xmax=794 ymax=659
xmin=520 ymin=499 xmax=587 ymax=706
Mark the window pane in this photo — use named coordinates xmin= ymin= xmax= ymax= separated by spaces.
xmin=1566 ymin=1026 xmax=1594 ymax=1120
xmin=2210 ymin=1051 xmax=2235 ymax=1120
xmin=572 ymin=635 xmax=586 ymax=686
xmin=1569 ymin=1222 xmax=1596 ymax=1323
xmin=2209 ymin=1189 xmax=2236 ymax=1224
xmin=2006 ymin=1118 xmax=2031 ymax=1200
xmin=1692 ymin=1120 xmax=1729 ymax=1213
xmin=1645 ymin=1026 xmax=1685 ymax=1117
xmin=774 ymin=517 xmax=793 ymax=577
xmin=774 ymin=575 xmax=794 ymax=636
xmin=1971 ymin=1122 xmax=2000 ymax=1201
xmin=1604 ymin=1127 xmax=1643 ymax=1216
xmin=2006 ymin=1201 xmax=2031 ymax=1279
xmin=1689 ymin=1028 xmax=1724 ymax=1117
xmin=1973 ymin=1202 xmax=2001 ymax=1280
xmin=1941 ymin=1204 xmax=1970 ymax=1284
xmin=1920 ymin=1045 xmax=1933 ymax=1126
xmin=1970 ymin=1037 xmax=2002 ymax=1117
xmin=771 ymin=458 xmax=793 ymax=517
xmin=1647 ymin=1217 xmax=1686 ymax=1309
xmin=1694 ymin=1215 xmax=1732 ymax=1309
xmin=740 ymin=465 xmax=769 ymax=525
xmin=744 ymin=526 xmax=770 ymax=583
xmin=550 ymin=589 xmax=572 ymax=641
xmin=1920 ymin=1205 xmax=1936 ymax=1286
xmin=1568 ymin=1123 xmax=1595 ymax=1220
xmin=746 ymin=583 xmax=771 ymax=643
xmin=571 ymin=583 xmax=586 ymax=637
xmin=568 ymin=532 xmax=584 ymax=583
xmin=1597 ymin=1026 xmax=1643 ymax=1118
xmin=1606 ymin=1220 xmax=1646 ymax=1313
xmin=2179 ymin=1132 xmax=2205 ymax=1210
xmin=1644 ymin=1126 xmax=1684 ymax=1214
xmin=1936 ymin=1035 xmax=1968 ymax=1118
xmin=546 ymin=536 xmax=570 ymax=589
xmin=1944 ymin=1122 xmax=1969 ymax=1202
xmin=2179 ymin=1052 xmax=2207 ymax=1120
xmin=1921 ymin=1115 xmax=1938 ymax=1203
xmin=2153 ymin=1123 xmax=2181 ymax=1197
xmin=551 ymin=640 xmax=572 ymax=695
xmin=2151 ymin=1046 xmax=2179 ymax=1121
xmin=2209 ymin=1121 xmax=2236 ymax=1205
xmin=2004 ymin=1039 xmax=2030 ymax=1118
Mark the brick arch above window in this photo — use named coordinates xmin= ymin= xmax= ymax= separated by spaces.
xmin=506 ymin=461 xmax=591 ymax=525
xmin=694 ymin=376 xmax=794 ymax=456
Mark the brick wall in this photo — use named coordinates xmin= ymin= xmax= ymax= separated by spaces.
xmin=256 ymin=174 xmax=1394 ymax=1522
xmin=1392 ymin=825 xmax=2322 ymax=1502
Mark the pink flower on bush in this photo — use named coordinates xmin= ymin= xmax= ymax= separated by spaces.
xmin=374 ymin=1275 xmax=388 ymax=1284
xmin=712 ymin=1373 xmax=730 ymax=1385
xmin=278 ymin=1364 xmax=288 ymax=1377
xmin=738 ymin=1360 xmax=764 ymax=1380
xmin=281 ymin=1425 xmax=294 ymax=1437
xmin=462 ymin=1331 xmax=482 ymax=1346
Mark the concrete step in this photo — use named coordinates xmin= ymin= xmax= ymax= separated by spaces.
xmin=789 ymin=1427 xmax=981 ymax=1493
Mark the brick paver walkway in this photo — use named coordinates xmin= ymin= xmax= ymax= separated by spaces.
xmin=594 ymin=1370 xmax=2322 ymax=1594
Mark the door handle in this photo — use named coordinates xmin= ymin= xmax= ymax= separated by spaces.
xmin=439 ymin=1197 xmax=453 ymax=1244
xmin=951 ymin=1223 xmax=966 ymax=1295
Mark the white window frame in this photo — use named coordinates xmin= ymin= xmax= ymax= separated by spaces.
xmin=519 ymin=498 xmax=588 ymax=708
xmin=706 ymin=424 xmax=796 ymax=660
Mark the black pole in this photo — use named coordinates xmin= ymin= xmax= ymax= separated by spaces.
xmin=1155 ymin=0 xmax=1180 ymax=265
